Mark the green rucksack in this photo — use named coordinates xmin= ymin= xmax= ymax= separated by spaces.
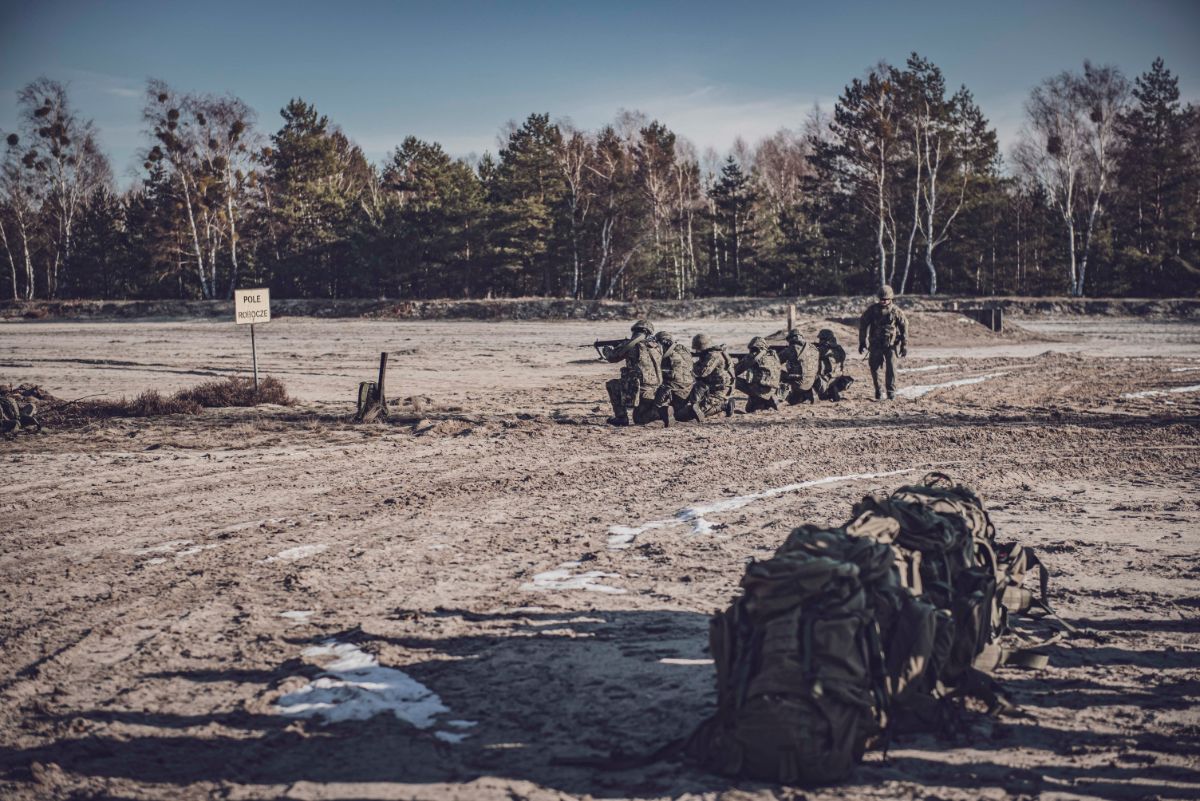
xmin=685 ymin=528 xmax=889 ymax=784
xmin=679 ymin=473 xmax=1064 ymax=785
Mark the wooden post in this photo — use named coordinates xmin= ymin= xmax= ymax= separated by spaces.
xmin=250 ymin=323 xmax=259 ymax=394
xmin=787 ymin=303 xmax=795 ymax=333
xmin=376 ymin=351 xmax=388 ymax=412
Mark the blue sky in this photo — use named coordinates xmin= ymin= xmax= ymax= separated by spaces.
xmin=2 ymin=0 xmax=1198 ymax=185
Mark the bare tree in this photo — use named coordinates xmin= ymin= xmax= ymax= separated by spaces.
xmin=554 ymin=122 xmax=594 ymax=299
xmin=143 ymin=80 xmax=256 ymax=298
xmin=0 ymin=133 xmax=42 ymax=299
xmin=1015 ymin=62 xmax=1128 ymax=296
xmin=15 ymin=79 xmax=111 ymax=297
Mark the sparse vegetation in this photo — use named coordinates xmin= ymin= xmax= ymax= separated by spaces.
xmin=7 ymin=376 xmax=293 ymax=427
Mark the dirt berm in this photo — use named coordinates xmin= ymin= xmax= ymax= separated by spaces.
xmin=4 ymin=295 xmax=1199 ymax=321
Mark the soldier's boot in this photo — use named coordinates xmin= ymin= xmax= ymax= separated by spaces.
xmin=606 ymin=411 xmax=631 ymax=426
xmin=886 ymin=392 xmax=896 ymax=401
xmin=875 ymin=389 xmax=883 ymax=401
xmin=659 ymin=405 xmax=671 ymax=428
xmin=724 ymin=399 xmax=734 ymax=417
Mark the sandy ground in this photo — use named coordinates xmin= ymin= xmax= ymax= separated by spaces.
xmin=1 ymin=311 xmax=1198 ymax=801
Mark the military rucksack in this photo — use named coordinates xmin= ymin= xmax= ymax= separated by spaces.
xmin=683 ymin=472 xmax=1067 ymax=786
xmin=685 ymin=527 xmax=891 ymax=785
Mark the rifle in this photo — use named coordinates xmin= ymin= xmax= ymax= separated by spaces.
xmin=590 ymin=334 xmax=643 ymax=360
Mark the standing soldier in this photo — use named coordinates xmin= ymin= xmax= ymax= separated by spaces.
xmin=780 ymin=329 xmax=818 ymax=405
xmin=815 ymin=329 xmax=854 ymax=401
xmin=858 ymin=285 xmax=908 ymax=400
xmin=602 ymin=320 xmax=663 ymax=426
xmin=654 ymin=330 xmax=693 ymax=426
xmin=734 ymin=337 xmax=782 ymax=412
xmin=679 ymin=334 xmax=735 ymax=422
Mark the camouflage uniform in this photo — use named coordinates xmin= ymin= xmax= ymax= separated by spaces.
xmin=1 ymin=393 xmax=41 ymax=434
xmin=815 ymin=329 xmax=854 ymax=401
xmin=654 ymin=332 xmax=694 ymax=419
xmin=858 ymin=286 xmax=908 ymax=400
xmin=677 ymin=334 xmax=735 ymax=421
xmin=780 ymin=330 xmax=818 ymax=405
xmin=735 ymin=337 xmax=782 ymax=412
xmin=604 ymin=320 xmax=664 ymax=425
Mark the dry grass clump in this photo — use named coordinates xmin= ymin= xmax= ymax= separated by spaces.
xmin=174 ymin=376 xmax=292 ymax=408
xmin=20 ymin=376 xmax=295 ymax=425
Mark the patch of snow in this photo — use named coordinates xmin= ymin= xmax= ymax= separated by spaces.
xmin=265 ymin=544 xmax=328 ymax=563
xmin=144 ymin=557 xmax=167 ymax=566
xmin=176 ymin=544 xmax=219 ymax=557
xmin=898 ymin=364 xmax=958 ymax=374
xmin=521 ymin=563 xmax=626 ymax=594
xmin=1170 ymin=366 xmax=1200 ymax=373
xmin=895 ymin=372 xmax=1008 ymax=400
xmin=607 ymin=520 xmax=675 ymax=549
xmin=659 ymin=658 xmax=714 ymax=665
xmin=279 ymin=610 xmax=314 ymax=621
xmin=608 ymin=468 xmax=914 ymax=548
xmin=1121 ymin=383 xmax=1200 ymax=399
xmin=276 ymin=640 xmax=464 ymax=741
xmin=446 ymin=719 xmax=478 ymax=729
xmin=130 ymin=540 xmax=193 ymax=555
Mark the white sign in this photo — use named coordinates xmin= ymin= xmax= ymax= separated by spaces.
xmin=235 ymin=288 xmax=271 ymax=325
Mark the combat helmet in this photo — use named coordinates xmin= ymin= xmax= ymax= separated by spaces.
xmin=748 ymin=336 xmax=767 ymax=351
xmin=878 ymin=285 xmax=895 ymax=300
xmin=817 ymin=328 xmax=836 ymax=343
xmin=786 ymin=329 xmax=806 ymax=344
xmin=654 ymin=330 xmax=673 ymax=347
xmin=691 ymin=333 xmax=714 ymax=352
xmin=632 ymin=319 xmax=654 ymax=336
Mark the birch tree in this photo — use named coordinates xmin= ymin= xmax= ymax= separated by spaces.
xmin=1015 ymin=63 xmax=1129 ymax=296
xmin=14 ymin=79 xmax=110 ymax=298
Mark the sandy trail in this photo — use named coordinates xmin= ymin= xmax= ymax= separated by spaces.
xmin=1 ymin=312 xmax=1198 ymax=801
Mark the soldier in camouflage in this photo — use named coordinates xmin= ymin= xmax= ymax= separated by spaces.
xmin=0 ymin=392 xmax=41 ymax=435
xmin=779 ymin=329 xmax=818 ymax=405
xmin=677 ymin=333 xmax=735 ymax=422
xmin=734 ymin=337 xmax=782 ymax=412
xmin=815 ymin=329 xmax=854 ymax=401
xmin=603 ymin=319 xmax=664 ymax=426
xmin=858 ymin=285 xmax=909 ymax=400
xmin=654 ymin=330 xmax=693 ymax=426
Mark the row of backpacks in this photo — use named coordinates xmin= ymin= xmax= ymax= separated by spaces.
xmin=684 ymin=472 xmax=1072 ymax=786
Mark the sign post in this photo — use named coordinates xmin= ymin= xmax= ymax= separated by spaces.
xmin=234 ymin=288 xmax=271 ymax=394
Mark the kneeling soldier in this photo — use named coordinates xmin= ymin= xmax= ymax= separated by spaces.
xmin=735 ymin=337 xmax=782 ymax=412
xmin=602 ymin=319 xmax=663 ymax=426
xmin=654 ymin=330 xmax=693 ymax=427
xmin=815 ymin=329 xmax=854 ymax=401
xmin=678 ymin=334 xmax=735 ymax=422
xmin=780 ymin=329 xmax=818 ymax=405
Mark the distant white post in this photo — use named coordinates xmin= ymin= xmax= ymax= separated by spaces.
xmin=234 ymin=288 xmax=271 ymax=393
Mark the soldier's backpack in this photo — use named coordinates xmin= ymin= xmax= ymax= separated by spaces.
xmin=684 ymin=527 xmax=892 ymax=785
xmin=677 ymin=473 xmax=1063 ymax=785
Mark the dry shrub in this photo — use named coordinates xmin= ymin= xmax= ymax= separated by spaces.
xmin=75 ymin=391 xmax=202 ymax=418
xmin=174 ymin=376 xmax=292 ymax=408
xmin=28 ymin=376 xmax=294 ymax=425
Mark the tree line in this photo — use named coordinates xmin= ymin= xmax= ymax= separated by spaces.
xmin=2 ymin=55 xmax=1198 ymax=302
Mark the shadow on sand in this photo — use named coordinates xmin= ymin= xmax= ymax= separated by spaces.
xmin=3 ymin=607 xmax=1199 ymax=799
